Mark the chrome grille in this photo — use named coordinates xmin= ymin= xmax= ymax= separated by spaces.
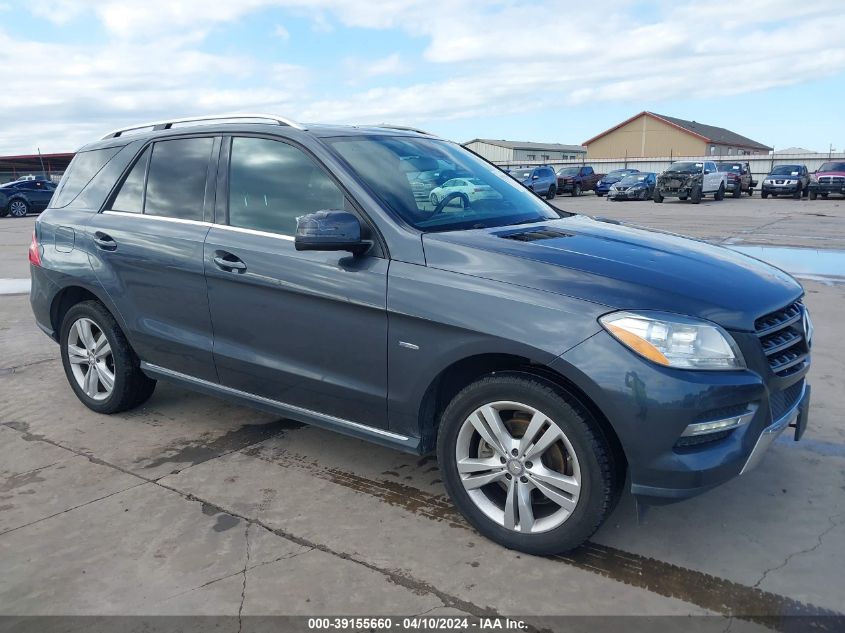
xmin=755 ymin=301 xmax=809 ymax=377
xmin=819 ymin=176 xmax=844 ymax=185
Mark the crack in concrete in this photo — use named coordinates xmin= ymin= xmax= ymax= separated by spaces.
xmin=0 ymin=357 xmax=58 ymax=373
xmin=752 ymin=514 xmax=842 ymax=589
xmin=237 ymin=523 xmax=250 ymax=633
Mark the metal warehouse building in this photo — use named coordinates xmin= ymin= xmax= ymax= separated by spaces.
xmin=583 ymin=112 xmax=772 ymax=159
xmin=0 ymin=152 xmax=74 ymax=184
xmin=464 ymin=139 xmax=586 ymax=163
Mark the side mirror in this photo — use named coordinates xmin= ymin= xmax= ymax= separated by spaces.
xmin=532 ymin=174 xmax=539 ymax=180
xmin=295 ymin=210 xmax=371 ymax=255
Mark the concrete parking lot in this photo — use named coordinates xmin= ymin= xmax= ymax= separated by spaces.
xmin=1 ymin=196 xmax=844 ymax=630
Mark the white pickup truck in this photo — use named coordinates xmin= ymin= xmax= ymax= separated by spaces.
xmin=653 ymin=160 xmax=727 ymax=204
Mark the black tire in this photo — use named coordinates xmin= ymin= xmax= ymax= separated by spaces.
xmin=733 ymin=183 xmax=741 ymax=198
xmin=437 ymin=373 xmax=619 ymax=555
xmin=690 ymin=185 xmax=702 ymax=204
xmin=762 ymin=191 xmax=769 ymax=199
xmin=8 ymin=199 xmax=30 ymax=218
xmin=747 ymin=188 xmax=754 ymax=196
xmin=714 ymin=183 xmax=725 ymax=201
xmin=60 ymin=300 xmax=156 ymax=414
xmin=571 ymin=183 xmax=581 ymax=197
xmin=546 ymin=186 xmax=556 ymax=200
xmin=793 ymin=184 xmax=802 ymax=200
xmin=0 ymin=206 xmax=8 ymax=218
xmin=653 ymin=190 xmax=664 ymax=203
xmin=809 ymin=191 xmax=817 ymax=200
xmin=802 ymin=185 xmax=809 ymax=198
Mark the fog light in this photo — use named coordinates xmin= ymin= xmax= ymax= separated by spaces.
xmin=681 ymin=406 xmax=757 ymax=437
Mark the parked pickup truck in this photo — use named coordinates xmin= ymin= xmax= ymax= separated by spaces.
xmin=654 ymin=160 xmax=727 ymax=204
xmin=556 ymin=165 xmax=603 ymax=196
xmin=716 ymin=161 xmax=756 ymax=197
xmin=808 ymin=161 xmax=845 ymax=199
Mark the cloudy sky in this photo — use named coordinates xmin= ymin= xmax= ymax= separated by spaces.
xmin=1 ymin=0 xmax=844 ymax=155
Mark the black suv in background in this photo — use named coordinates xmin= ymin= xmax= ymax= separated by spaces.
xmin=0 ymin=179 xmax=57 ymax=217
xmin=30 ymin=114 xmax=812 ymax=555
xmin=761 ymin=164 xmax=810 ymax=199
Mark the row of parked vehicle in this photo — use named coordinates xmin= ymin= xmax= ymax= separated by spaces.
xmin=505 ymin=160 xmax=845 ymax=205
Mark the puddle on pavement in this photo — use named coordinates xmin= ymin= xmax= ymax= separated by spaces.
xmin=244 ymin=447 xmax=843 ymax=629
xmin=0 ymin=279 xmax=30 ymax=295
xmin=728 ymin=245 xmax=845 ymax=282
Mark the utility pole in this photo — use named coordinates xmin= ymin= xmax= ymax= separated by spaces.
xmin=37 ymin=147 xmax=47 ymax=178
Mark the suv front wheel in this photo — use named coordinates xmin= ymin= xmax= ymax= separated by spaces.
xmin=437 ymin=374 xmax=618 ymax=554
xmin=60 ymin=301 xmax=156 ymax=414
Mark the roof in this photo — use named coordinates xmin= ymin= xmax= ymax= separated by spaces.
xmin=582 ymin=112 xmax=772 ymax=151
xmin=774 ymin=147 xmax=815 ymax=154
xmin=464 ymin=138 xmax=586 ymax=153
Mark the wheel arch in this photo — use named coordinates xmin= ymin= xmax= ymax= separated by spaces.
xmin=50 ymin=283 xmax=128 ymax=343
xmin=417 ymin=352 xmax=628 ymax=480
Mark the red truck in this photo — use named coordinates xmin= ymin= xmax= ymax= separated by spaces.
xmin=556 ymin=165 xmax=604 ymax=196
xmin=808 ymin=161 xmax=845 ymax=199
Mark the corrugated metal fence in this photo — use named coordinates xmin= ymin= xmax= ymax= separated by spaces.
xmin=496 ymin=153 xmax=845 ymax=189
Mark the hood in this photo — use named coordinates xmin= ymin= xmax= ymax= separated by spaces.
xmin=421 ymin=216 xmax=802 ymax=331
xmin=815 ymin=170 xmax=845 ymax=176
xmin=602 ymin=173 xmax=630 ymax=184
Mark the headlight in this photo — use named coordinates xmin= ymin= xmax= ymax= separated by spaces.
xmin=599 ymin=311 xmax=744 ymax=370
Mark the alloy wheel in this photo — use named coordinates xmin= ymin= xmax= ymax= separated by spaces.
xmin=67 ymin=317 xmax=115 ymax=401
xmin=455 ymin=401 xmax=581 ymax=534
xmin=9 ymin=200 xmax=28 ymax=217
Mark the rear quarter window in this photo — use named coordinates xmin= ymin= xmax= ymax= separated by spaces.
xmin=53 ymin=147 xmax=121 ymax=208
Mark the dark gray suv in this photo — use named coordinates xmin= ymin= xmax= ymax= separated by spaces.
xmin=29 ymin=114 xmax=812 ymax=554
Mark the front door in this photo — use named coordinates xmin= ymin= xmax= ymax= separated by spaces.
xmin=204 ymin=136 xmax=389 ymax=428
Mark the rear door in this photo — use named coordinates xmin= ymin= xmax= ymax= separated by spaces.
xmin=204 ymin=135 xmax=389 ymax=428
xmin=89 ymin=135 xmax=219 ymax=381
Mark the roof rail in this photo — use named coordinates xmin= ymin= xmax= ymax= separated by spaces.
xmin=373 ymin=124 xmax=437 ymax=137
xmin=101 ymin=113 xmax=307 ymax=139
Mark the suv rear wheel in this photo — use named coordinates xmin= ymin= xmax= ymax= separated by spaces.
xmin=571 ymin=184 xmax=581 ymax=197
xmin=437 ymin=374 xmax=618 ymax=554
xmin=60 ymin=301 xmax=156 ymax=414
xmin=546 ymin=185 xmax=556 ymax=200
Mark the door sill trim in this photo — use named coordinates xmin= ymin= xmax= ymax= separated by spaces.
xmin=140 ymin=362 xmax=413 ymax=446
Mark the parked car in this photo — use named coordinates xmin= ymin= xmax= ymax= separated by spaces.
xmin=595 ymin=169 xmax=639 ymax=197
xmin=716 ymin=161 xmax=756 ymax=197
xmin=511 ymin=166 xmax=557 ymax=199
xmin=30 ymin=114 xmax=812 ymax=555
xmin=429 ymin=177 xmax=502 ymax=207
xmin=654 ymin=160 xmax=727 ymax=204
xmin=556 ymin=165 xmax=602 ymax=196
xmin=808 ymin=161 xmax=845 ymax=199
xmin=761 ymin=164 xmax=810 ymax=199
xmin=608 ymin=172 xmax=656 ymax=201
xmin=0 ymin=179 xmax=57 ymax=217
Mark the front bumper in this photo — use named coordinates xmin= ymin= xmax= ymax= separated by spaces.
xmin=762 ymin=182 xmax=800 ymax=194
xmin=609 ymin=188 xmax=649 ymax=200
xmin=551 ymin=329 xmax=810 ymax=503
xmin=808 ymin=182 xmax=845 ymax=195
xmin=557 ymin=181 xmax=577 ymax=192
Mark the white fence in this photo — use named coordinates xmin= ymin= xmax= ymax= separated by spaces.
xmin=495 ymin=152 xmax=845 ymax=188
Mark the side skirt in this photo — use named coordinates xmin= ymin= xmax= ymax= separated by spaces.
xmin=141 ymin=362 xmax=421 ymax=454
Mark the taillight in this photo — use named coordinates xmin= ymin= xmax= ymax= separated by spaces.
xmin=28 ymin=230 xmax=42 ymax=267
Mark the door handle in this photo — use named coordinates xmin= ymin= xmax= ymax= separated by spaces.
xmin=93 ymin=232 xmax=117 ymax=251
xmin=213 ymin=252 xmax=247 ymax=272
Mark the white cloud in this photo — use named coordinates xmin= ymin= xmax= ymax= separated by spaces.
xmin=2 ymin=0 xmax=844 ymax=153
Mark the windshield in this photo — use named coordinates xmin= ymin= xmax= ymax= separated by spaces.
xmin=557 ymin=167 xmax=579 ymax=176
xmin=514 ymin=170 xmax=533 ymax=179
xmin=667 ymin=162 xmax=703 ymax=173
xmin=818 ymin=162 xmax=845 ymax=172
xmin=717 ymin=163 xmax=742 ymax=171
xmin=770 ymin=165 xmax=800 ymax=175
xmin=327 ymin=136 xmax=563 ymax=232
xmin=620 ymin=174 xmax=649 ymax=185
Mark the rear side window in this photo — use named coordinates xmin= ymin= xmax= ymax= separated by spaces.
xmin=110 ymin=147 xmax=150 ymax=213
xmin=145 ymin=138 xmax=213 ymax=221
xmin=228 ymin=137 xmax=345 ymax=236
xmin=53 ymin=147 xmax=121 ymax=208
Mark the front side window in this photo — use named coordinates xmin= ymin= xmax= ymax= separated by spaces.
xmin=145 ymin=138 xmax=213 ymax=221
xmin=327 ymin=136 xmax=562 ymax=233
xmin=228 ymin=137 xmax=345 ymax=236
